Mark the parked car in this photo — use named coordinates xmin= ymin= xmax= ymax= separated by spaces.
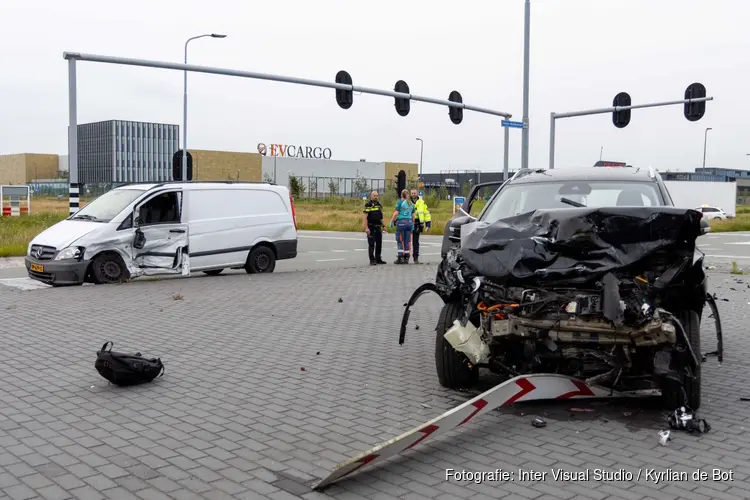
xmin=694 ymin=205 xmax=728 ymax=220
xmin=25 ymin=181 xmax=298 ymax=286
xmin=423 ymin=166 xmax=711 ymax=410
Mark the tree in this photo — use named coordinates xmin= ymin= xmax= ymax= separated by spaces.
xmin=288 ymin=172 xmax=305 ymax=198
xmin=328 ymin=179 xmax=339 ymax=196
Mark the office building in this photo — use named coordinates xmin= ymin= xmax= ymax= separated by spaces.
xmin=77 ymin=120 xmax=180 ymax=184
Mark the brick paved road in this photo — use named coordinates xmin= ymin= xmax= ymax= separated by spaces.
xmin=0 ymin=263 xmax=748 ymax=500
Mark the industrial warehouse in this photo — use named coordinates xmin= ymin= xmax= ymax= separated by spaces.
xmin=0 ymin=119 xmax=747 ymax=210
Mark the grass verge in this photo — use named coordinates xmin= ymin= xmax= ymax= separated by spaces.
xmin=2 ymin=197 xmax=747 ymax=258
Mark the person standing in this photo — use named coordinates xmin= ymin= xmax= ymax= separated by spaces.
xmin=409 ymin=188 xmax=432 ymax=264
xmin=389 ymin=189 xmax=415 ymax=264
xmin=363 ymin=191 xmax=386 ymax=265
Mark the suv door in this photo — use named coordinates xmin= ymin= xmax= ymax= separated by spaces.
xmin=440 ymin=180 xmax=507 ymax=257
xmin=130 ymin=189 xmax=190 ymax=275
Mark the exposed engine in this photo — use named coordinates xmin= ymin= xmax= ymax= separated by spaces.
xmin=434 ymin=245 xmax=700 ymax=394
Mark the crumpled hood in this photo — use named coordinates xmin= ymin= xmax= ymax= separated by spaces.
xmin=459 ymin=206 xmax=703 ymax=286
xmin=30 ymin=220 xmax=104 ymax=250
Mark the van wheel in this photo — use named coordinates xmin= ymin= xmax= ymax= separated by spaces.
xmin=245 ymin=247 xmax=276 ymax=274
xmin=91 ymin=253 xmax=129 ymax=284
xmin=202 ymin=269 xmax=224 ymax=276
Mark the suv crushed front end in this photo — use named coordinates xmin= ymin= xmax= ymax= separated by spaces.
xmin=408 ymin=206 xmax=708 ymax=409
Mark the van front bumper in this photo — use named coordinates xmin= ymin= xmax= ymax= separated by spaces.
xmin=25 ymin=256 xmax=90 ymax=286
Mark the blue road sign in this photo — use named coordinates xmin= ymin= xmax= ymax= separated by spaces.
xmin=501 ymin=120 xmax=525 ymax=129
xmin=454 ymin=197 xmax=466 ymax=205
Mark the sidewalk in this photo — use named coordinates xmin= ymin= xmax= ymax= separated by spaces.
xmin=0 ymin=257 xmax=24 ymax=269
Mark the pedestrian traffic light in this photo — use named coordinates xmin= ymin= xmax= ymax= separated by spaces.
xmin=335 ymin=70 xmax=353 ymax=109
xmin=394 ymin=80 xmax=410 ymax=117
xmin=684 ymin=82 xmax=706 ymax=122
xmin=612 ymin=92 xmax=631 ymax=128
xmin=448 ymin=91 xmax=463 ymax=125
xmin=172 ymin=150 xmax=193 ymax=181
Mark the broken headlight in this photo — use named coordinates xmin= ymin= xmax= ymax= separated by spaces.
xmin=54 ymin=246 xmax=84 ymax=261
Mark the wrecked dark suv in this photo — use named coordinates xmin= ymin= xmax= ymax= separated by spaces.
xmin=421 ymin=167 xmax=712 ymax=410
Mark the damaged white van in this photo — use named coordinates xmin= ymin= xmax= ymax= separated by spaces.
xmin=25 ymin=181 xmax=298 ymax=286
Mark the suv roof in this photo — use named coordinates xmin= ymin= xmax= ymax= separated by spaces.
xmin=510 ymin=167 xmax=658 ymax=184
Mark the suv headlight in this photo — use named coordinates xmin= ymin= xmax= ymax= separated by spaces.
xmin=27 ymin=242 xmax=33 ymax=256
xmin=54 ymin=246 xmax=84 ymax=261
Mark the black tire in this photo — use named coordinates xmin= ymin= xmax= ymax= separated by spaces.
xmin=202 ymin=269 xmax=224 ymax=276
xmin=91 ymin=253 xmax=129 ymax=284
xmin=663 ymin=309 xmax=701 ymax=410
xmin=435 ymin=301 xmax=479 ymax=390
xmin=245 ymin=246 xmax=276 ymax=274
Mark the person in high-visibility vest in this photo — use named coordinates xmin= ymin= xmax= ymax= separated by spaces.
xmin=409 ymin=188 xmax=432 ymax=264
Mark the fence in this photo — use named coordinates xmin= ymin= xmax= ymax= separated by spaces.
xmin=289 ymin=176 xmax=394 ymax=199
xmin=28 ymin=182 xmax=119 ymax=198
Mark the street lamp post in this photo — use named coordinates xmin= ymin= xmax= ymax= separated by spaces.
xmin=415 ymin=138 xmax=424 ymax=180
xmin=702 ymin=127 xmax=712 ymax=168
xmin=521 ymin=0 xmax=531 ymax=170
xmin=183 ymin=33 xmax=226 ymax=181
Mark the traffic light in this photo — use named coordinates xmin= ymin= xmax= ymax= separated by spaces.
xmin=394 ymin=80 xmax=410 ymax=117
xmin=172 ymin=150 xmax=193 ymax=181
xmin=684 ymin=82 xmax=706 ymax=122
xmin=612 ymin=92 xmax=631 ymax=128
xmin=335 ymin=70 xmax=353 ymax=109
xmin=395 ymin=170 xmax=406 ymax=197
xmin=448 ymin=90 xmax=463 ymax=124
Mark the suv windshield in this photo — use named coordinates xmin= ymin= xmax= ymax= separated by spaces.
xmin=480 ymin=180 xmax=665 ymax=223
xmin=70 ymin=189 xmax=146 ymax=223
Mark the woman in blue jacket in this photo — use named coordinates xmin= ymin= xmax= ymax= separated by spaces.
xmin=389 ymin=189 xmax=415 ymax=264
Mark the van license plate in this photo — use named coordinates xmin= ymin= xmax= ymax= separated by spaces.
xmin=30 ymin=264 xmax=44 ymax=272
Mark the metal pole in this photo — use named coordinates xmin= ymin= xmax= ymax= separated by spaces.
xmin=68 ymin=58 xmax=79 ymax=215
xmin=702 ymin=127 xmax=712 ymax=168
xmin=416 ymin=138 xmax=424 ymax=178
xmin=62 ymin=52 xmax=514 ymax=119
xmin=521 ymin=0 xmax=531 ymax=170
xmin=599 ymin=146 xmax=603 ymax=161
xmin=182 ymin=40 xmax=189 ymax=182
xmin=548 ymin=113 xmax=555 ymax=169
xmin=503 ymin=126 xmax=510 ymax=180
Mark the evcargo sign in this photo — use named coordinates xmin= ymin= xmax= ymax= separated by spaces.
xmin=257 ymin=143 xmax=332 ymax=160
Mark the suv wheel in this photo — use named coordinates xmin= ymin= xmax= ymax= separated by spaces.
xmin=435 ymin=301 xmax=479 ymax=390
xmin=663 ymin=309 xmax=701 ymax=410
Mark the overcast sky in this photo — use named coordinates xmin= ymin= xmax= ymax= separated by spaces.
xmin=1 ymin=0 xmax=748 ymax=174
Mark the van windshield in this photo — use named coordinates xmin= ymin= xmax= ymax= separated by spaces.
xmin=70 ymin=189 xmax=145 ymax=223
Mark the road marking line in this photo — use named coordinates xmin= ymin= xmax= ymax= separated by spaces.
xmin=725 ymin=242 xmax=750 ymax=245
xmin=705 ymin=254 xmax=750 ymax=260
xmin=316 ymin=258 xmax=346 ymax=262
xmin=332 ymin=250 xmax=349 ymax=253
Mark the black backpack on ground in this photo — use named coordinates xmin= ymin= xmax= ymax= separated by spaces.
xmin=95 ymin=342 xmax=165 ymax=387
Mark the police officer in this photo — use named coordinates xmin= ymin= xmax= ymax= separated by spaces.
xmin=410 ymin=188 xmax=431 ymax=264
xmin=363 ymin=191 xmax=386 ymax=265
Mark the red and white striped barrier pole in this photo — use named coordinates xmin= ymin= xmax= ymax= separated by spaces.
xmin=313 ymin=373 xmax=647 ymax=490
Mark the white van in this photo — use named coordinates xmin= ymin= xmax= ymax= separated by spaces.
xmin=25 ymin=181 xmax=298 ymax=286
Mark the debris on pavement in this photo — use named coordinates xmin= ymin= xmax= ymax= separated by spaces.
xmin=414 ymin=324 xmax=420 ymax=330
xmin=658 ymin=430 xmax=672 ymax=446
xmin=316 ymin=351 xmax=320 ymax=355
xmin=569 ymin=408 xmax=595 ymax=413
xmin=667 ymin=406 xmax=711 ymax=434
xmin=532 ymin=417 xmax=547 ymax=428
xmin=740 ymin=397 xmax=750 ymax=402
xmin=420 ymin=403 xmax=431 ymax=409
xmin=300 ymin=367 xmax=306 ymax=372
xmin=338 ymin=298 xmax=343 ymax=303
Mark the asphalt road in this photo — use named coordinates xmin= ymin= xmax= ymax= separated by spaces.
xmin=0 ymin=230 xmax=446 ymax=290
xmin=2 ymin=229 xmax=750 ymax=291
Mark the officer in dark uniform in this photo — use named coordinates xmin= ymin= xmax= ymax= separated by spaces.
xmin=363 ymin=191 xmax=387 ymax=265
